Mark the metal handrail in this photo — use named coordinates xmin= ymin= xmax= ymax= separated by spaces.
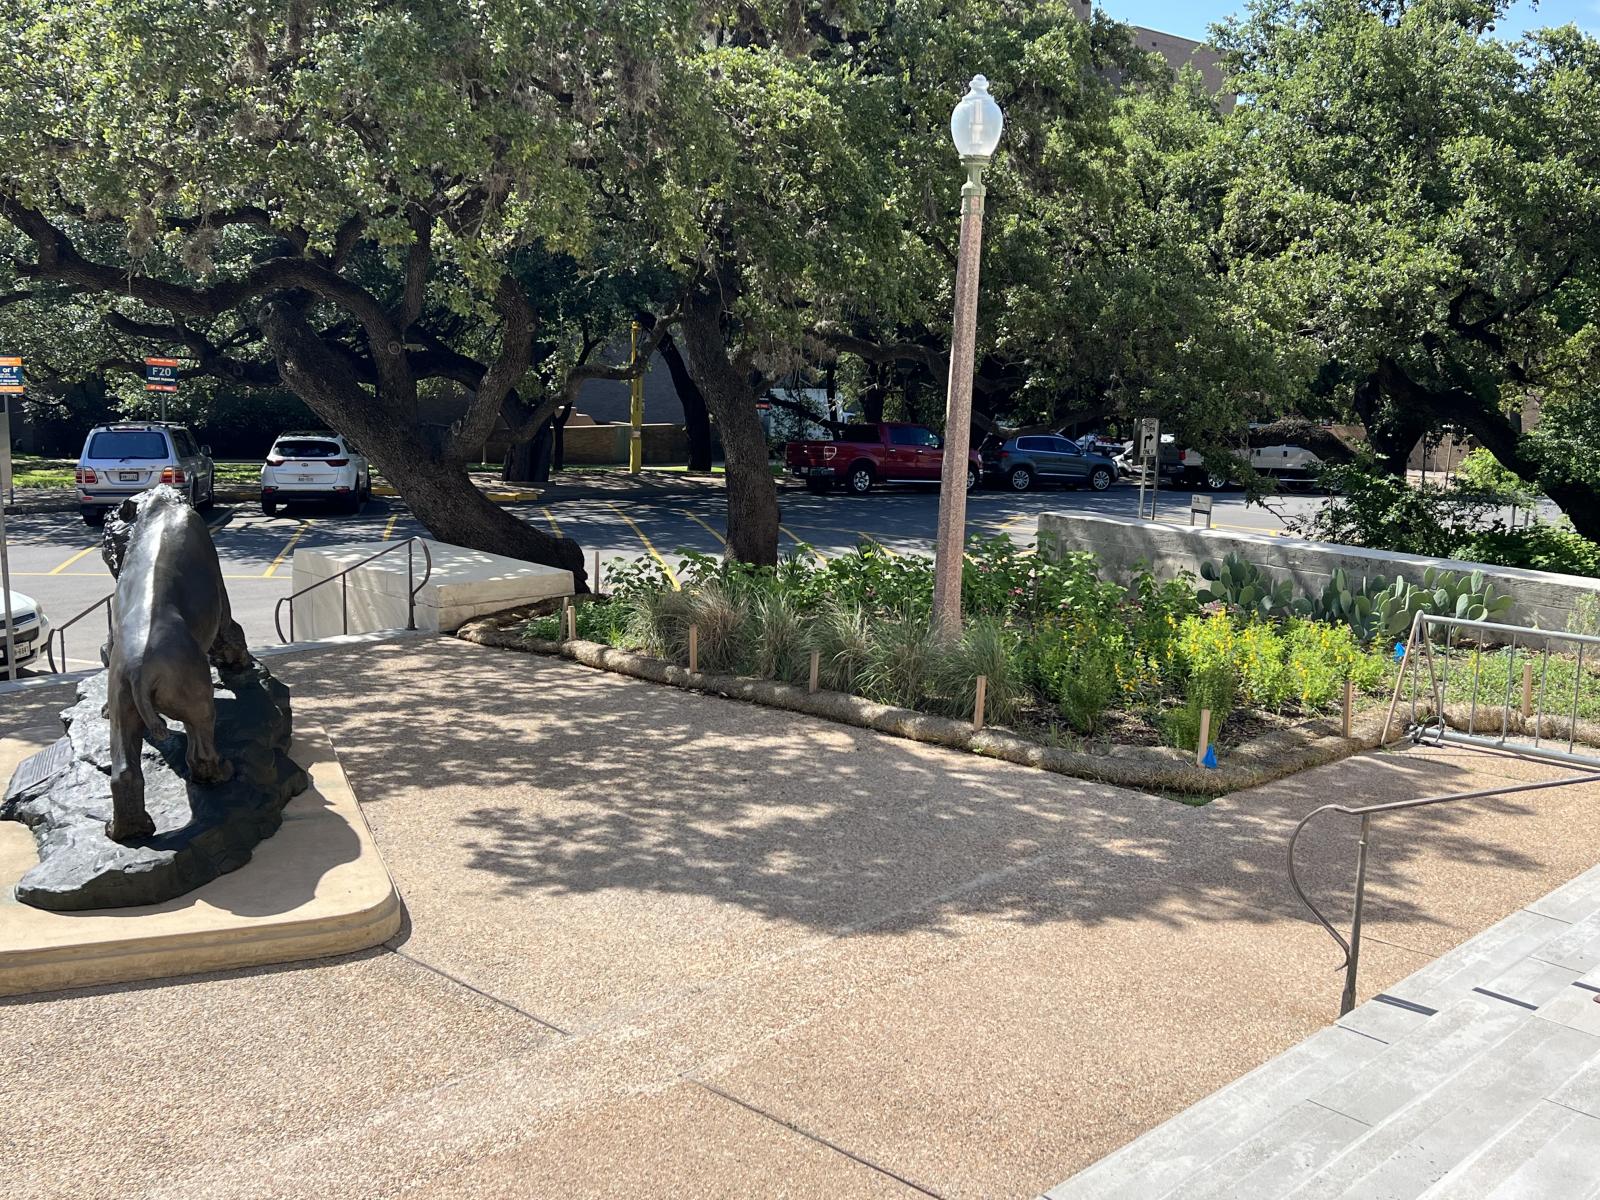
xmin=1288 ymin=769 xmax=1600 ymax=1017
xmin=46 ymin=591 xmax=114 ymax=673
xmin=273 ymin=536 xmax=433 ymax=643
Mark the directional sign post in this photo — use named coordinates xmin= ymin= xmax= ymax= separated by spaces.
xmin=145 ymin=356 xmax=179 ymax=421
xmin=1136 ymin=417 xmax=1161 ymax=522
xmin=0 ymin=356 xmax=21 ymax=681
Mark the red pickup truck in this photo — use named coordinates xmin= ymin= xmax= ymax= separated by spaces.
xmin=785 ymin=422 xmax=983 ymax=496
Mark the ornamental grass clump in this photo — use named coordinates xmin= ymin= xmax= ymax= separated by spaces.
xmin=683 ymin=579 xmax=748 ymax=672
xmin=930 ymin=616 xmax=1024 ymax=724
xmin=858 ymin=608 xmax=937 ymax=709
xmin=747 ymin=589 xmax=810 ymax=683
xmin=813 ymin=602 xmax=873 ymax=692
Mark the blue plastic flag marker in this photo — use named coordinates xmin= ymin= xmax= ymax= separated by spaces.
xmin=1201 ymin=745 xmax=1218 ymax=770
xmin=1394 ymin=642 xmax=1406 ymax=662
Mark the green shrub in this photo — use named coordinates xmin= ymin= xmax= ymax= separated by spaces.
xmin=857 ymin=609 xmax=937 ymax=708
xmin=625 ymin=586 xmax=697 ymax=660
xmin=1453 ymin=525 xmax=1600 ymax=579
xmin=930 ymin=617 xmax=1025 ymax=724
xmin=1283 ymin=619 xmax=1388 ymax=708
xmin=1165 ymin=662 xmax=1237 ymax=752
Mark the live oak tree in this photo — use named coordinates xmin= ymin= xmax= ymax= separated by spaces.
xmin=1214 ymin=0 xmax=1600 ymax=538
xmin=0 ymin=0 xmax=705 ymax=585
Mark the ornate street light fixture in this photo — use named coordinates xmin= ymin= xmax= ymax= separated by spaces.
xmin=931 ymin=75 xmax=1004 ymax=638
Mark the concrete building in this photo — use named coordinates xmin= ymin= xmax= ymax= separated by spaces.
xmin=1071 ymin=0 xmax=1233 ymax=107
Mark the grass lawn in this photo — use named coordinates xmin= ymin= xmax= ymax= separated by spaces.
xmin=7 ymin=454 xmax=262 ymax=490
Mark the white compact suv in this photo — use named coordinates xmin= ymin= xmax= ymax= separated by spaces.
xmin=76 ymin=422 xmax=217 ymax=524
xmin=260 ymin=432 xmax=371 ymax=515
xmin=1 ymin=590 xmax=52 ymax=675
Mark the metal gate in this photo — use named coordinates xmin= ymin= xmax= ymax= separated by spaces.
xmin=1293 ymin=609 xmax=1600 ymax=1015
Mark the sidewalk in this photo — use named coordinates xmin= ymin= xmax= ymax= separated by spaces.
xmin=5 ymin=637 xmax=1596 ymax=1199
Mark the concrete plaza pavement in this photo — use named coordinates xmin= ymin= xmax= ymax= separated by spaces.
xmin=5 ymin=636 xmax=1599 ymax=1198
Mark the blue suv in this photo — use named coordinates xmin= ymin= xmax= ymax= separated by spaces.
xmin=983 ymin=435 xmax=1118 ymax=492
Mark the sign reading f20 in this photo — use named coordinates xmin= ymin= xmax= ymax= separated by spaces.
xmin=144 ymin=357 xmax=179 ymax=393
xmin=0 ymin=356 xmax=23 ymax=394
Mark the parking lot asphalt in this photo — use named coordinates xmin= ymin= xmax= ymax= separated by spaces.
xmin=1 ymin=480 xmax=1320 ymax=672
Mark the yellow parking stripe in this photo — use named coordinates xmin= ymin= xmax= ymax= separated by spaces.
xmin=263 ymin=520 xmax=312 ymax=579
xmin=679 ymin=509 xmax=727 ymax=546
xmin=381 ymin=512 xmax=399 ymax=542
xmin=47 ymin=546 xmax=98 ymax=575
xmin=857 ymin=532 xmax=896 ymax=557
xmin=780 ymin=524 xmax=826 ymax=564
xmin=540 ymin=506 xmax=563 ymax=536
xmin=606 ymin=502 xmax=679 ymax=590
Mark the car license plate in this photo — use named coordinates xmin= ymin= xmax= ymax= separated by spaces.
xmin=119 ymin=471 xmax=140 ymax=482
xmin=297 ymin=474 xmax=316 ymax=482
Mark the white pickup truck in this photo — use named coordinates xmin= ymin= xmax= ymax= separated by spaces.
xmin=1180 ymin=443 xmax=1323 ymax=490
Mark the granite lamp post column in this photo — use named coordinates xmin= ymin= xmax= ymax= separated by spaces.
xmin=931 ymin=75 xmax=1004 ymax=640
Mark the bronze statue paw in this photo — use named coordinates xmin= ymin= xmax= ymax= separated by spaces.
xmin=105 ymin=812 xmax=157 ymax=843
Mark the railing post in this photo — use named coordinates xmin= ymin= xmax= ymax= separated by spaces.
xmin=1341 ymin=813 xmax=1374 ymax=1017
xmin=341 ymin=572 xmax=349 ymax=635
xmin=407 ymin=539 xmax=416 ymax=631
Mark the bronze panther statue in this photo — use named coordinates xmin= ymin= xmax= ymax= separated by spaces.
xmin=100 ymin=486 xmax=251 ymax=842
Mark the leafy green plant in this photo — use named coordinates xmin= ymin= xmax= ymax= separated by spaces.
xmin=1453 ymin=525 xmax=1600 ymax=579
xmin=1030 ymin=628 xmax=1119 ymax=734
xmin=1165 ymin=662 xmax=1237 ymax=752
xmin=1197 ymin=554 xmax=1294 ymax=618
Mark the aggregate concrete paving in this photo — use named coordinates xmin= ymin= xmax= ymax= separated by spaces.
xmin=4 ymin=636 xmax=1595 ymax=1199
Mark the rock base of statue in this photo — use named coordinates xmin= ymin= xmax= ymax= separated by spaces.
xmin=1 ymin=662 xmax=309 ymax=911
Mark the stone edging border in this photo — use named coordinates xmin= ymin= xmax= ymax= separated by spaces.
xmin=459 ymin=618 xmax=1398 ymax=797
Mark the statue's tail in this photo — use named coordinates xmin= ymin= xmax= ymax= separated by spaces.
xmin=132 ymin=676 xmax=169 ymax=741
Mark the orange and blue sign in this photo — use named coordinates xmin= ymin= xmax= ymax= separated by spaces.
xmin=144 ymin=357 xmax=179 ymax=393
xmin=0 ymin=356 xmax=22 ymax=395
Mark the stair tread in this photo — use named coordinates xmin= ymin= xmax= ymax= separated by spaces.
xmin=1281 ymin=1019 xmax=1600 ymax=1200
xmin=1417 ymin=1099 xmax=1600 ymax=1200
xmin=1042 ymin=1026 xmax=1386 ymax=1200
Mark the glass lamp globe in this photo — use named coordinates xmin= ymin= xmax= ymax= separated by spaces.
xmin=949 ymin=75 xmax=1004 ymax=160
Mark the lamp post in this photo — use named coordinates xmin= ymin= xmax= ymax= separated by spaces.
xmin=931 ymin=75 xmax=1004 ymax=639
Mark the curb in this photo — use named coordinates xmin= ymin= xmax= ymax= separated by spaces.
xmin=457 ymin=622 xmax=1396 ymax=798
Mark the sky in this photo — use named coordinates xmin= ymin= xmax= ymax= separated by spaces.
xmin=1105 ymin=0 xmax=1600 ymax=42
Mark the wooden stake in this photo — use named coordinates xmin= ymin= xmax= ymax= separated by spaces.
xmin=593 ymin=549 xmax=602 ymax=595
xmin=1196 ymin=708 xmax=1212 ymax=767
xmin=808 ymin=649 xmax=820 ymax=694
xmin=566 ymin=601 xmax=577 ymax=641
xmin=1522 ymin=661 xmax=1535 ymax=719
xmin=1342 ymin=678 xmax=1355 ymax=738
xmin=973 ymin=675 xmax=987 ymax=731
xmin=688 ymin=624 xmax=699 ymax=673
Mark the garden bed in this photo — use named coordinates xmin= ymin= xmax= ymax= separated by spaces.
xmin=450 ymin=541 xmax=1557 ymax=799
xmin=457 ymin=613 xmax=1396 ymax=799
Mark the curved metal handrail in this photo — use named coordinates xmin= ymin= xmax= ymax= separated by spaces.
xmin=46 ymin=591 xmax=114 ymax=673
xmin=273 ymin=536 xmax=433 ymax=643
xmin=1287 ymin=769 xmax=1600 ymax=1016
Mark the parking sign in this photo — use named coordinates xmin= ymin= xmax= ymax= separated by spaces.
xmin=145 ymin=357 xmax=180 ymax=393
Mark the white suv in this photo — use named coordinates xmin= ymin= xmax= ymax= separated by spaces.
xmin=260 ymin=432 xmax=370 ymax=515
xmin=76 ymin=422 xmax=217 ymax=525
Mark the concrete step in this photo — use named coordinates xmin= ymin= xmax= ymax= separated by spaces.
xmin=1526 ymin=862 xmax=1600 ymax=924
xmin=1041 ymin=1026 xmax=1387 ymax=1200
xmin=1280 ymin=1017 xmax=1600 ymax=1199
xmin=1416 ymin=1097 xmax=1600 ymax=1199
xmin=1380 ymin=908 xmax=1573 ymax=1014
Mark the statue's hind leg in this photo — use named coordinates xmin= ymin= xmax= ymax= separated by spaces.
xmin=106 ymin=683 xmax=156 ymax=843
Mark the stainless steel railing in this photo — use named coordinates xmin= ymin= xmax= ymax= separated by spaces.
xmin=274 ymin=537 xmax=433 ymax=643
xmin=1293 ymin=609 xmax=1600 ymax=1016
xmin=46 ymin=592 xmax=113 ymax=673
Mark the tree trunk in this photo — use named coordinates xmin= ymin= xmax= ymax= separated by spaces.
xmin=659 ymin=331 xmax=714 ymax=472
xmin=266 ymin=306 xmax=587 ymax=587
xmin=1354 ymin=374 xmax=1430 ymax=475
xmin=679 ymin=299 xmax=780 ymax=566
xmin=1374 ymin=358 xmax=1600 ymax=543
